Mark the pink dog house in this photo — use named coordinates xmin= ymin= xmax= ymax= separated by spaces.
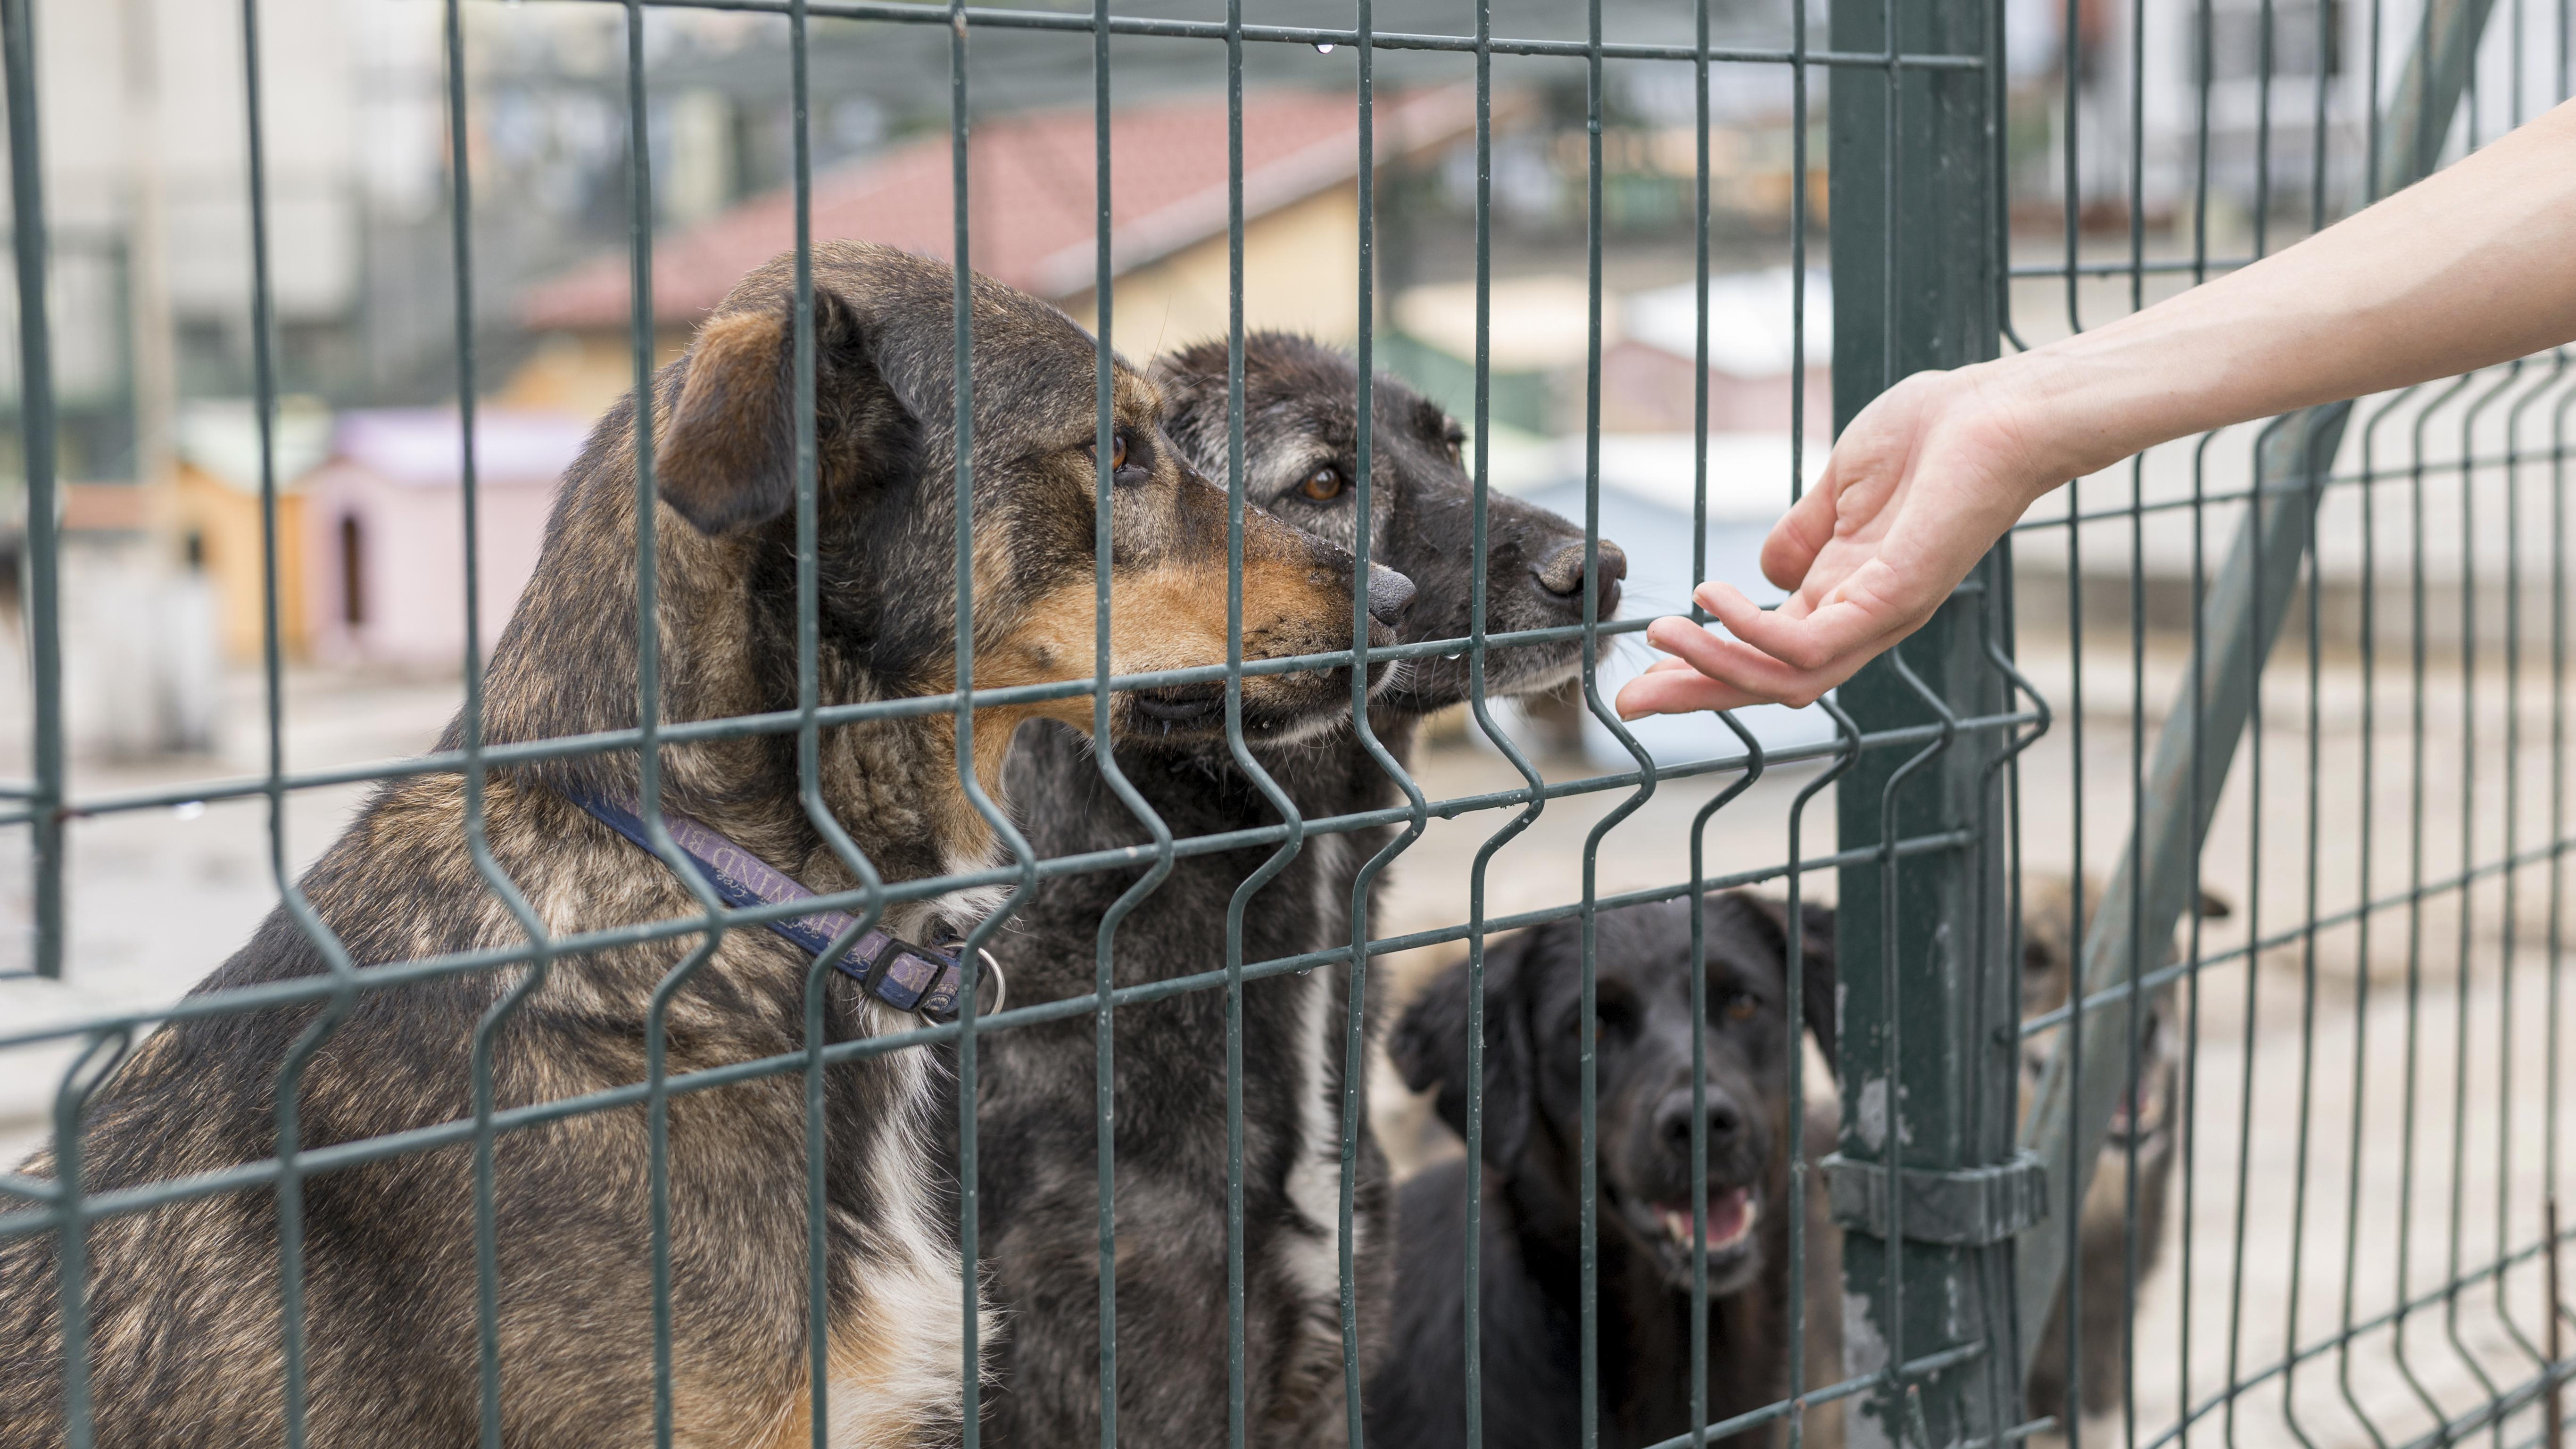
xmin=302 ymin=408 xmax=592 ymax=672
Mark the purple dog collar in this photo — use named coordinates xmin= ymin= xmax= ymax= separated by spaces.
xmin=565 ymin=784 xmax=994 ymax=1021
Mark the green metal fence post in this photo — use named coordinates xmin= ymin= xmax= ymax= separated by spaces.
xmin=3 ymin=0 xmax=62 ymax=983
xmin=1826 ymin=0 xmax=2028 ymax=1440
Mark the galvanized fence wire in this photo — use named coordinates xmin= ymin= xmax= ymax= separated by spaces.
xmin=2 ymin=0 xmax=2560 ymax=1447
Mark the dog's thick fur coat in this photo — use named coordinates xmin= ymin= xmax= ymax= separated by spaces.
xmin=0 ymin=247 xmax=1383 ymax=1448
xmin=973 ymin=334 xmax=1617 ymax=1449
xmin=1370 ymin=894 xmax=1835 ymax=1449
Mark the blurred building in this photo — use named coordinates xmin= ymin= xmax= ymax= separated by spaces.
xmin=511 ymin=86 xmax=1482 ymax=416
xmin=1383 ymin=267 xmax=1831 ymax=440
xmin=171 ymin=397 xmax=335 ymax=662
xmin=300 ymin=409 xmax=589 ymax=673
xmin=6 ymin=0 xmax=640 ymax=747
xmin=14 ymin=0 xmax=436 ymax=476
xmin=2004 ymin=0 xmax=2551 ymax=230
xmin=1607 ymin=268 xmax=1832 ymax=437
xmin=1381 ymin=275 xmax=1593 ymax=437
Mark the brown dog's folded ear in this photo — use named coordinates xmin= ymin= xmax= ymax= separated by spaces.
xmin=657 ymin=284 xmax=865 ymax=535
xmin=1727 ymin=892 xmax=1839 ymax=1068
xmin=1389 ymin=928 xmax=1540 ymax=1170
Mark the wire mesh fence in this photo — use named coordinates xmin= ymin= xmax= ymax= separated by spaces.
xmin=0 ymin=1 xmax=2567 ymax=1449
xmin=2006 ymin=0 xmax=2576 ymax=1446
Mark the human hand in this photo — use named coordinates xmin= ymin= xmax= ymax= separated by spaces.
xmin=1616 ymin=94 xmax=2576 ymax=722
xmin=1615 ymin=363 xmax=2069 ymax=718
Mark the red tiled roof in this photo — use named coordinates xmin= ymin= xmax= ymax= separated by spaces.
xmin=521 ymin=85 xmax=1477 ymax=331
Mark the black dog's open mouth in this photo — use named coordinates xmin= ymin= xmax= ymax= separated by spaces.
xmin=1652 ymin=1186 xmax=1760 ymax=1255
xmin=1128 ymin=683 xmax=1226 ymax=724
xmin=1617 ymin=1183 xmax=1764 ymax=1293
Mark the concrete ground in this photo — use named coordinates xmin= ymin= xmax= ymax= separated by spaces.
xmin=0 ymin=634 xmax=2566 ymax=1449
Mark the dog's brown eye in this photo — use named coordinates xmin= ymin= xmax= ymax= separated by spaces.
xmin=1301 ymin=465 xmax=1345 ymax=501
xmin=1723 ymin=993 xmax=1760 ymax=1023
xmin=1106 ymin=434 xmax=1151 ymax=486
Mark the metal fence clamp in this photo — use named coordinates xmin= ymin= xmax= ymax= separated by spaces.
xmin=1826 ymin=1151 xmax=2050 ymax=1250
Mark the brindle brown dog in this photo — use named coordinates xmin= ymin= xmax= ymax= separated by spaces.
xmin=975 ymin=333 xmax=1619 ymax=1449
xmin=2016 ymin=874 xmax=2225 ymax=1428
xmin=0 ymin=245 xmax=1397 ymax=1449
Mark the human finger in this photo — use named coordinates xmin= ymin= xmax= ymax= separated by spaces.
xmin=1613 ymin=665 xmax=1767 ymax=719
xmin=1697 ymin=569 xmax=1918 ymax=677
xmin=1759 ymin=478 xmax=1842 ymax=592
xmin=1638 ymin=613 xmax=1843 ymax=707
xmin=1694 ymin=579 xmax=1816 ymax=628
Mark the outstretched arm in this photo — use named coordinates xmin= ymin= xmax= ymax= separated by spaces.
xmin=1616 ymin=94 xmax=2576 ymax=719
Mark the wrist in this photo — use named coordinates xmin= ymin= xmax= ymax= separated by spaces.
xmin=1951 ymin=351 xmax=2116 ymax=504
xmin=1974 ymin=328 xmax=2193 ymax=489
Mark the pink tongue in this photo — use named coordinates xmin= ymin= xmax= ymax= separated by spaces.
xmin=1703 ymin=1190 xmax=1748 ymax=1243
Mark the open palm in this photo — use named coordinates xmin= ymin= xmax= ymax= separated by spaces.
xmin=1615 ymin=366 xmax=2061 ymax=718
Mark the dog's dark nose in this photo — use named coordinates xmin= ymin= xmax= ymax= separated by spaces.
xmin=1366 ymin=563 xmax=1416 ymax=627
xmin=1534 ymin=538 xmax=1627 ymax=618
xmin=1657 ymin=1086 xmax=1745 ymax=1155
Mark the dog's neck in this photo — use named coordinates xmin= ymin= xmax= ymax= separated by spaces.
xmin=480 ymin=477 xmax=1016 ymax=931
xmin=1125 ymin=703 xmax=1427 ymax=823
xmin=781 ymin=700 xmax=1025 ymax=930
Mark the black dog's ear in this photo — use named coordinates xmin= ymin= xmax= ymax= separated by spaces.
xmin=657 ymin=284 xmax=866 ymax=535
xmin=1727 ymin=892 xmax=1839 ymax=1067
xmin=1792 ymin=900 xmax=1837 ymax=1065
xmin=1390 ymin=927 xmax=1541 ymax=1169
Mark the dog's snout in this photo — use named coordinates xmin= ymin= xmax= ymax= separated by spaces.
xmin=1366 ymin=563 xmax=1417 ymax=627
xmin=1534 ymin=538 xmax=1627 ymax=618
xmin=1656 ymin=1086 xmax=1745 ymax=1155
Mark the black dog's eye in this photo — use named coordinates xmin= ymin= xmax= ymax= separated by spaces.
xmin=1722 ymin=992 xmax=1761 ymax=1023
xmin=1443 ymin=424 xmax=1466 ymax=462
xmin=1300 ymin=465 xmax=1346 ymax=502
xmin=1595 ymin=990 xmax=1640 ymax=1036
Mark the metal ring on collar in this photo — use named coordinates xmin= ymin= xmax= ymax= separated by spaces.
xmin=974 ymin=948 xmax=1006 ymax=1017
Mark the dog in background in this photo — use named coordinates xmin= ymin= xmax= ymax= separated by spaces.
xmin=2016 ymin=874 xmax=2226 ymax=1427
xmin=1370 ymin=893 xmax=1837 ymax=1449
xmin=1789 ymin=874 xmax=2225 ymax=1442
xmin=0 ymin=245 xmax=1388 ymax=1448
xmin=975 ymin=332 xmax=1617 ymax=1449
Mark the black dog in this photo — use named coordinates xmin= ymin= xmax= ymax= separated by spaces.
xmin=1371 ymin=893 xmax=1835 ymax=1449
xmin=974 ymin=333 xmax=1621 ymax=1448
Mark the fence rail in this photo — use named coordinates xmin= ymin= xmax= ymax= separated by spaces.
xmin=1 ymin=0 xmax=2571 ymax=1448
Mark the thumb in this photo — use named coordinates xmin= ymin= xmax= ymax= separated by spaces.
xmin=1760 ymin=471 xmax=1840 ymax=592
